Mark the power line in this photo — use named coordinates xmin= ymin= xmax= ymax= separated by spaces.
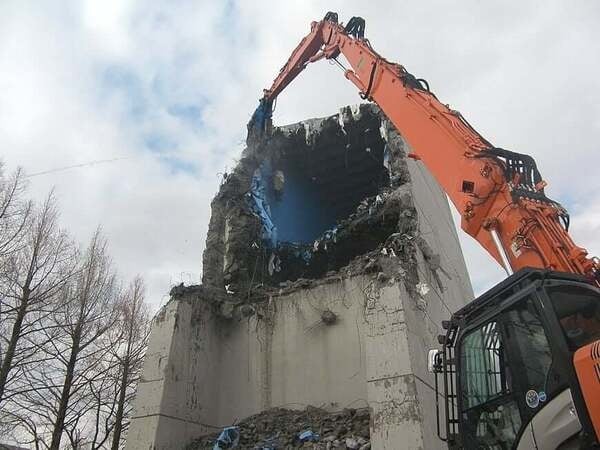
xmin=25 ymin=157 xmax=129 ymax=178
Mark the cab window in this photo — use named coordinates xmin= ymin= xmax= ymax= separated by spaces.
xmin=547 ymin=285 xmax=600 ymax=351
xmin=504 ymin=299 xmax=556 ymax=397
xmin=460 ymin=296 xmax=559 ymax=449
xmin=460 ymin=321 xmax=521 ymax=449
xmin=461 ymin=321 xmax=510 ymax=408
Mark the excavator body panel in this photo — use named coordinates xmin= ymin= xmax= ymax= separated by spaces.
xmin=574 ymin=340 xmax=600 ymax=442
xmin=435 ymin=269 xmax=600 ymax=449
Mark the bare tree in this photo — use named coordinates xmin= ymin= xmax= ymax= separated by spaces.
xmin=48 ymin=229 xmax=119 ymax=450
xmin=0 ymin=163 xmax=32 ymax=258
xmin=0 ymin=166 xmax=150 ymax=449
xmin=87 ymin=349 xmax=122 ymax=449
xmin=11 ymin=229 xmax=120 ymax=449
xmin=110 ymin=276 xmax=150 ymax=450
xmin=80 ymin=276 xmax=150 ymax=450
xmin=0 ymin=192 xmax=75 ymax=404
xmin=0 ymin=163 xmax=33 ymax=422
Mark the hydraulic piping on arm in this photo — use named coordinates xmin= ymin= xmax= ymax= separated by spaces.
xmin=248 ymin=11 xmax=600 ymax=285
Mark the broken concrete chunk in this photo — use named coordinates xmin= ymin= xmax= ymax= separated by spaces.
xmin=272 ymin=169 xmax=285 ymax=197
xmin=345 ymin=437 xmax=360 ymax=449
xmin=321 ymin=309 xmax=338 ymax=325
xmin=416 ymin=282 xmax=430 ymax=297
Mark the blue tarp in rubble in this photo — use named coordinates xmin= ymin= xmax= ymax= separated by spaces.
xmin=298 ymin=429 xmax=320 ymax=442
xmin=213 ymin=426 xmax=240 ymax=449
xmin=248 ymin=165 xmax=278 ymax=248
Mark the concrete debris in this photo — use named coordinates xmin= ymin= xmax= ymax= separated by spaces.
xmin=378 ymin=121 xmax=388 ymax=142
xmin=337 ymin=113 xmax=347 ymax=135
xmin=344 ymin=437 xmax=364 ymax=449
xmin=169 ymin=282 xmax=198 ymax=299
xmin=415 ymin=282 xmax=430 ymax=297
xmin=273 ymin=170 xmax=285 ymax=198
xmin=187 ymin=407 xmax=371 ymax=450
xmin=268 ymin=253 xmax=281 ymax=276
xmin=320 ymin=309 xmax=338 ymax=325
xmin=303 ymin=118 xmax=328 ymax=147
xmin=350 ymin=104 xmax=362 ymax=121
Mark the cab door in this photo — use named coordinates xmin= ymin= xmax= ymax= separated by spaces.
xmin=458 ymin=292 xmax=574 ymax=449
xmin=501 ymin=294 xmax=581 ymax=448
xmin=459 ymin=317 xmax=523 ymax=449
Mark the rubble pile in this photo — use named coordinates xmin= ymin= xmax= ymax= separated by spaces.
xmin=186 ymin=406 xmax=371 ymax=449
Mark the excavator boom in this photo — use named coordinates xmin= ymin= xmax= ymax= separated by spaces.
xmin=251 ymin=13 xmax=600 ymax=283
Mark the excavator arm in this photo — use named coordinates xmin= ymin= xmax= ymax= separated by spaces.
xmin=250 ymin=12 xmax=600 ymax=282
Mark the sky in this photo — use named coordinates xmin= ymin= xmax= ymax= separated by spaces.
xmin=1 ymin=1 xmax=599 ymax=310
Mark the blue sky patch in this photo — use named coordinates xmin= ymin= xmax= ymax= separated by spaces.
xmin=101 ymin=65 xmax=148 ymax=119
xmin=160 ymin=155 xmax=197 ymax=175
xmin=144 ymin=134 xmax=178 ymax=153
xmin=167 ymin=103 xmax=204 ymax=128
xmin=143 ymin=134 xmax=197 ymax=175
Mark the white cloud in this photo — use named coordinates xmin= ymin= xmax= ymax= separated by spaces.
xmin=1 ymin=1 xmax=599 ymax=306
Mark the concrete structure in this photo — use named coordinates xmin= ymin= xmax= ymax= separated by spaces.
xmin=125 ymin=106 xmax=473 ymax=449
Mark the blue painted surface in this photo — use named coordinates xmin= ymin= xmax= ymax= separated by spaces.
xmin=248 ymin=158 xmax=338 ymax=247
xmin=248 ymin=165 xmax=278 ymax=248
xmin=264 ymin=159 xmax=337 ymax=244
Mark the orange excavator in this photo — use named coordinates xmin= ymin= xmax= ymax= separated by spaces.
xmin=249 ymin=12 xmax=600 ymax=450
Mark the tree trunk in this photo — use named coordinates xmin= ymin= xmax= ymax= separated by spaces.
xmin=0 ymin=290 xmax=29 ymax=403
xmin=111 ymin=356 xmax=129 ymax=450
xmin=49 ymin=332 xmax=80 ymax=450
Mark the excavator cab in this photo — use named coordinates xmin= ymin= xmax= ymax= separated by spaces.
xmin=431 ymin=268 xmax=600 ymax=449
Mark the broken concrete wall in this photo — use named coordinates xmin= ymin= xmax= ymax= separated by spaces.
xmin=128 ymin=272 xmax=468 ymax=449
xmin=124 ymin=287 xmax=223 ymax=447
xmin=202 ymin=105 xmax=408 ymax=294
xmin=126 ymin=106 xmax=473 ymax=450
